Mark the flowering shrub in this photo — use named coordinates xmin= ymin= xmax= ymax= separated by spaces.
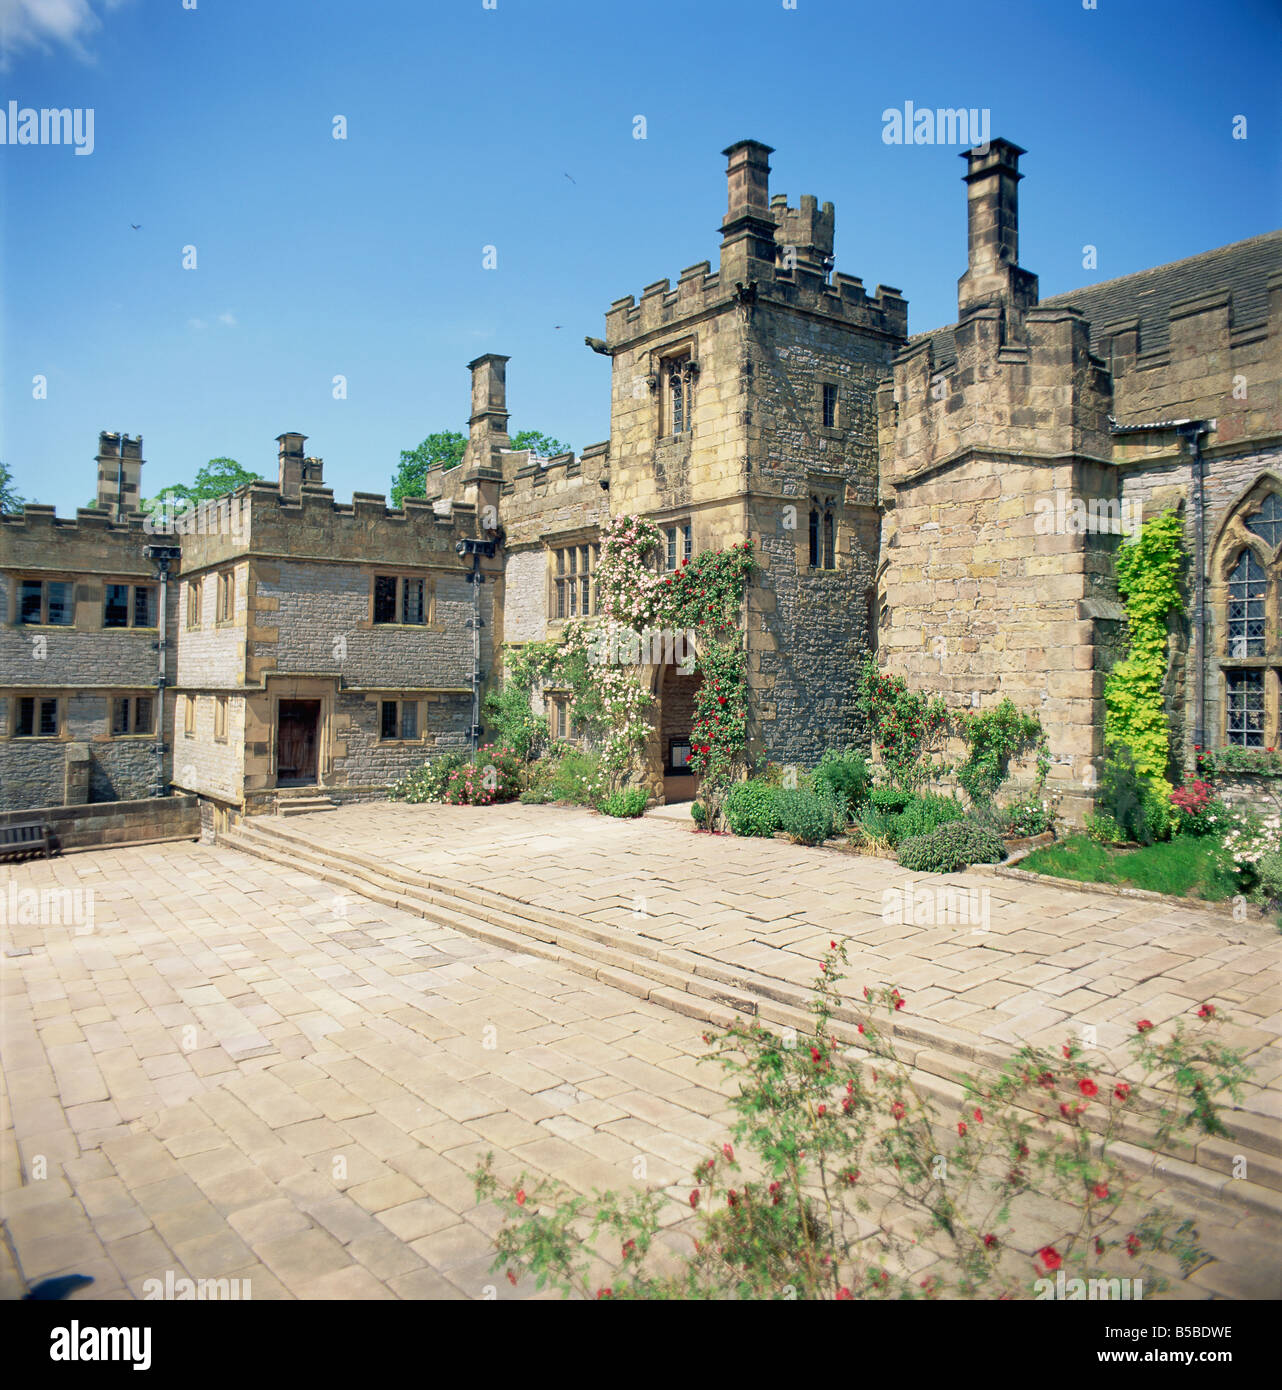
xmin=854 ymin=661 xmax=952 ymax=789
xmin=1220 ymin=805 xmax=1282 ymax=892
xmin=1002 ymin=795 xmax=1055 ymax=838
xmin=1195 ymin=743 xmax=1282 ymax=778
xmin=440 ymin=744 xmax=523 ymax=805
xmin=473 ymin=944 xmax=1249 ymax=1300
xmin=1170 ymin=776 xmax=1220 ymax=836
xmin=388 ymin=750 xmax=470 ymax=803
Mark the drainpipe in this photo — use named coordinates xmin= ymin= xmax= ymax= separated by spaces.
xmin=1107 ymin=415 xmax=1213 ymax=758
xmin=456 ymin=537 xmax=498 ymax=757
xmin=143 ymin=543 xmax=181 ymax=797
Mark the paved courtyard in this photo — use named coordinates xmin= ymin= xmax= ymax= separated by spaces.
xmin=1 ymin=809 xmax=1280 ymax=1300
xmin=287 ymin=801 xmax=1282 ymax=1103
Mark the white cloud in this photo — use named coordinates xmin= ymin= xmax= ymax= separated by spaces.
xmin=217 ymin=311 xmax=237 ymax=327
xmin=187 ymin=317 xmax=206 ymax=331
xmin=0 ymin=0 xmax=130 ymax=70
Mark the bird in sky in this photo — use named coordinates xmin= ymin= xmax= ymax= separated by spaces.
xmin=130 ymin=224 xmax=141 ymax=230
xmin=563 ymin=172 xmax=575 ymax=184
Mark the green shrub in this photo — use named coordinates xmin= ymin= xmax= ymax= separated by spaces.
xmin=724 ymin=779 xmax=783 ymax=837
xmin=1099 ymin=746 xmax=1172 ymax=846
xmin=538 ymin=748 xmax=605 ymax=805
xmin=482 ymin=683 xmax=547 ymax=762
xmin=388 ymin=749 xmax=470 ymax=803
xmin=774 ymin=787 xmax=837 ymax=845
xmin=897 ymin=819 xmax=1006 ymax=873
xmin=858 ymin=804 xmax=900 ymax=846
xmin=1003 ymin=796 xmax=1055 ymax=838
xmin=1257 ymin=849 xmax=1282 ymax=905
xmin=895 ymin=792 xmax=964 ymax=841
xmin=869 ymin=786 xmax=911 ymax=814
xmin=599 ymin=788 xmax=648 ymax=818
xmin=811 ymin=750 xmax=871 ymax=820
xmin=690 ymin=801 xmax=707 ymax=828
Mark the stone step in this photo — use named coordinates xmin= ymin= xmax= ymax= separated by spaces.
xmin=274 ymin=796 xmax=337 ymax=817
xmin=218 ymin=819 xmax=1282 ymax=1214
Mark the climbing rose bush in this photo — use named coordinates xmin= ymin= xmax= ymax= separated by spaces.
xmin=474 ymin=943 xmax=1249 ymax=1300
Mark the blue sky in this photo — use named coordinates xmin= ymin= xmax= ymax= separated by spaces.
xmin=1 ymin=0 xmax=1279 ymax=514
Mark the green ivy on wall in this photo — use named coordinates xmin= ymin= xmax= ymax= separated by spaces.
xmin=1103 ymin=509 xmax=1186 ymax=797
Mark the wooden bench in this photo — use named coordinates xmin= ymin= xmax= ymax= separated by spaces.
xmin=0 ymin=821 xmax=53 ymax=861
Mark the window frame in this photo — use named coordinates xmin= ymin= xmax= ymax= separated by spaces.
xmin=103 ymin=581 xmax=157 ymax=630
xmin=214 ymin=695 xmax=228 ymax=742
xmin=16 ymin=577 xmax=74 ymax=627
xmin=11 ymin=694 xmax=61 ymax=739
xmin=371 ymin=573 xmax=434 ymax=627
xmin=183 ymin=693 xmax=196 ymax=736
xmin=549 ymin=542 xmax=598 ymax=620
xmin=110 ymin=693 xmax=155 ymax=738
xmin=821 ymin=381 xmax=839 ymax=430
xmin=215 ymin=570 xmax=235 ymax=625
xmin=809 ymin=495 xmax=837 ymax=570
xmin=186 ymin=578 xmax=202 ymax=629
xmin=378 ymin=697 xmax=424 ymax=742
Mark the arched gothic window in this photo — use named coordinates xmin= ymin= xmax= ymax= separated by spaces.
xmin=809 ymin=495 xmax=836 ymax=569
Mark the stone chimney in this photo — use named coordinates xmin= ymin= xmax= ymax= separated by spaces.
xmin=464 ymin=355 xmax=510 ymax=471
xmin=276 ymin=432 xmax=307 ymax=497
xmin=957 ymin=138 xmax=1038 ymax=326
xmin=95 ymin=432 xmax=145 ymax=519
xmin=719 ymin=140 xmax=778 ymax=281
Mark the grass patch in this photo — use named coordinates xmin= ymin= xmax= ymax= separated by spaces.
xmin=1019 ymin=834 xmax=1237 ymax=902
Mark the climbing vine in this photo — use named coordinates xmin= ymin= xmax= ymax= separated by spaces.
xmin=855 ymin=659 xmax=1049 ymax=802
xmin=1103 ymin=510 xmax=1186 ymax=797
xmin=500 ymin=514 xmax=756 ymax=802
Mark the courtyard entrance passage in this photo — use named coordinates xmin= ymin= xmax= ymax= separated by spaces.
xmin=276 ymin=700 xmax=320 ymax=785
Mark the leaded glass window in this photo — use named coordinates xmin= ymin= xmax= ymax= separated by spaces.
xmin=1227 ymin=550 xmax=1267 ymax=658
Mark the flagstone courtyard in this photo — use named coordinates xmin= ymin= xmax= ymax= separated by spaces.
xmin=2 ymin=805 xmax=1281 ymax=1299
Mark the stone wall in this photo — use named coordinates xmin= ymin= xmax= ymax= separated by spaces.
xmin=252 ymin=559 xmax=479 ymax=689
xmin=0 ymin=794 xmax=198 ymax=851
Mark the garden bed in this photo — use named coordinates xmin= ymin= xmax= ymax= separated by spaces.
xmin=1010 ymin=833 xmax=1239 ymax=908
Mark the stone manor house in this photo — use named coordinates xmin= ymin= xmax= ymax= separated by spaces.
xmin=1 ymin=138 xmax=1279 ymax=830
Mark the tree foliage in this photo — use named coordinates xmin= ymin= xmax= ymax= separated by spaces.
xmin=0 ymin=461 xmax=24 ymax=513
xmin=143 ymin=457 xmax=262 ymax=513
xmin=389 ymin=428 xmax=570 ymax=507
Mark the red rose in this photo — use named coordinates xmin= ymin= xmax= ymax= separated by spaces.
xmin=891 ymin=1101 xmax=905 ymax=1121
xmin=958 ymin=1122 xmax=967 ymax=1136
xmin=1036 ymin=1245 xmax=1062 ymax=1272
xmin=515 ymin=1189 xmax=526 ymax=1206
xmin=1136 ymin=1019 xmax=1154 ymax=1033
xmin=983 ymin=1234 xmax=998 ymax=1249
xmin=1114 ymin=1083 xmax=1131 ymax=1102
xmin=973 ymin=1109 xmax=983 ymax=1122
xmin=722 ymin=1143 xmax=734 ymax=1161
xmin=1093 ymin=1183 xmax=1109 ymax=1199
xmin=1079 ymin=1078 xmax=1098 ymax=1097
xmin=836 ymin=1287 xmax=853 ymax=1300
xmin=1197 ymin=1003 xmax=1216 ymax=1019
xmin=689 ymin=1190 xmax=699 ymax=1209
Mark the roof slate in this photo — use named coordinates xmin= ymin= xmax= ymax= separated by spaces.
xmin=908 ymin=229 xmax=1281 ymax=371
